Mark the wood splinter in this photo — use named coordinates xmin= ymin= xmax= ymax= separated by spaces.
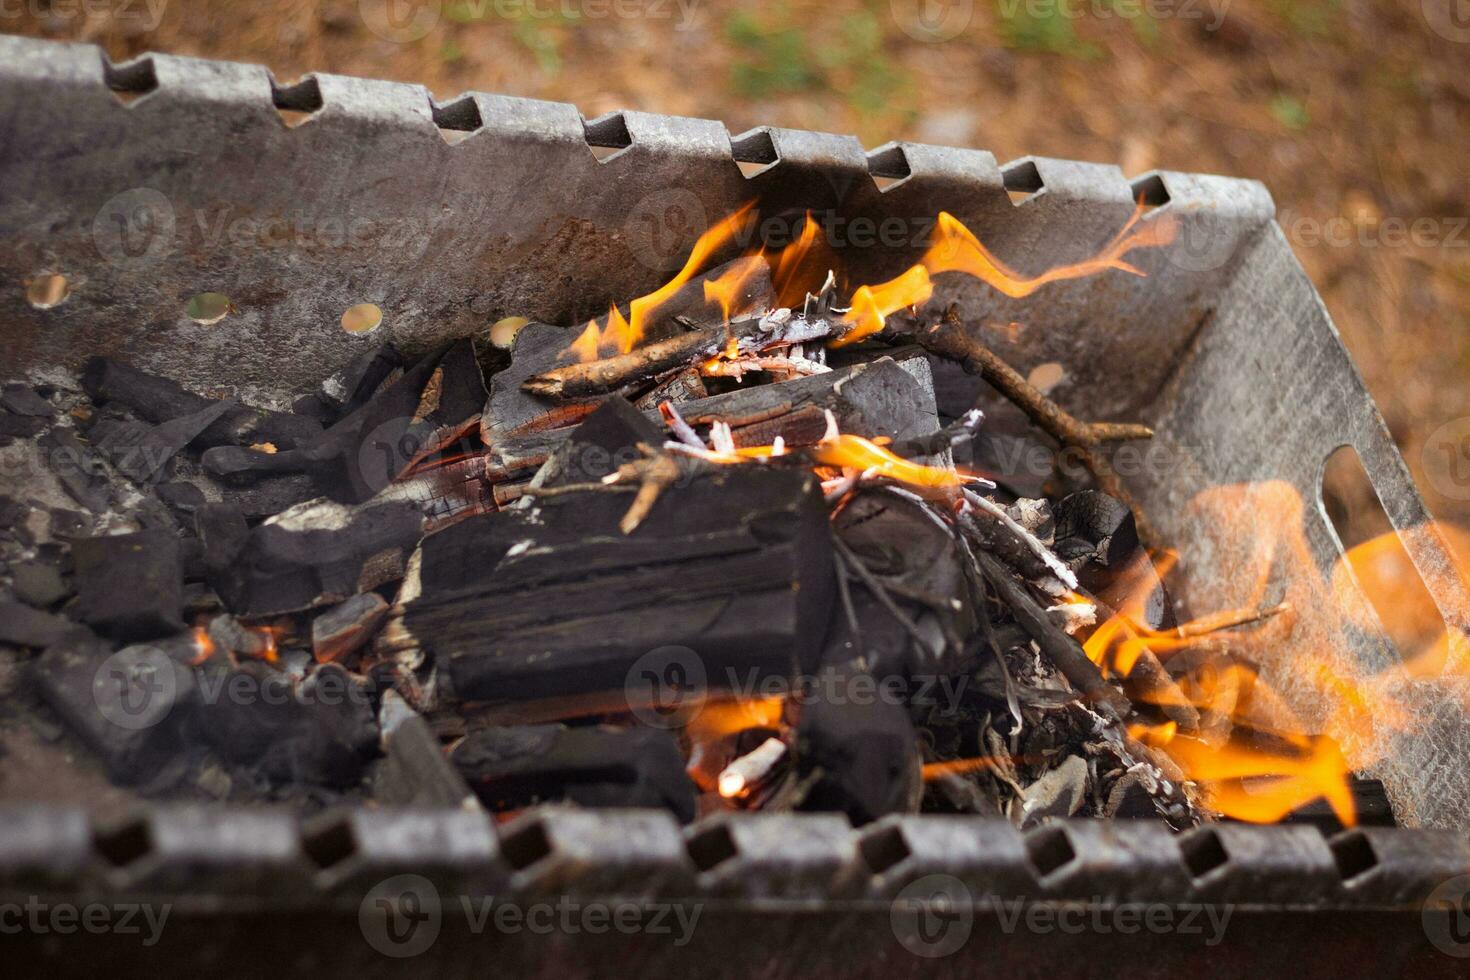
xmin=888 ymin=305 xmax=1155 ymax=536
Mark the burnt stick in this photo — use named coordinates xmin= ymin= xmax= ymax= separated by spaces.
xmin=974 ymin=549 xmax=1131 ymax=719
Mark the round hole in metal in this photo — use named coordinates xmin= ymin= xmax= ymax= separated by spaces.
xmin=26 ymin=273 xmax=71 ymax=309
xmin=342 ymin=303 xmax=383 ymax=335
xmin=186 ymin=292 xmax=232 ymax=325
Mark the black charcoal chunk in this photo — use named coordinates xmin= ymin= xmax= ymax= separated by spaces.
xmin=421 ymin=466 xmax=835 ymax=710
xmin=71 ymin=530 xmax=184 ymax=641
xmin=81 ymin=357 xmax=322 ymax=450
xmin=193 ymin=661 xmax=377 ymax=789
xmin=0 ymin=411 xmax=47 ymax=439
xmin=94 ymin=398 xmax=237 ymax=484
xmin=312 ymin=592 xmax=390 ymax=663
xmin=224 ymin=498 xmax=424 ymax=616
xmin=1053 ymin=490 xmax=1138 ymax=568
xmin=154 ymin=481 xmax=208 ymax=514
xmin=539 ymin=395 xmax=664 ymax=487
xmin=1 ymin=384 xmax=55 ymax=418
xmin=796 ymin=665 xmax=921 ymax=825
xmin=32 ymin=636 xmax=196 ymax=784
xmin=321 ymin=343 xmax=405 ymax=416
xmin=450 ymin=725 xmax=695 ymax=822
xmin=10 ymin=560 xmax=69 ymax=608
xmin=296 ymin=342 xmax=469 ymax=504
xmin=373 ymin=692 xmax=476 ymax=808
xmin=0 ymin=600 xmax=89 ymax=648
xmin=38 ymin=428 xmax=111 ymax=513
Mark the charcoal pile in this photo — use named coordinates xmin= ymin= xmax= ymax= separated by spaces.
xmin=0 ymin=205 xmax=1371 ymax=830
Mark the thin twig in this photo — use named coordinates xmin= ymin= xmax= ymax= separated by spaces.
xmin=889 ymin=305 xmax=1157 ymax=541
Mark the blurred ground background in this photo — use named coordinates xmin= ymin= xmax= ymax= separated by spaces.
xmin=6 ymin=0 xmax=1470 ymax=538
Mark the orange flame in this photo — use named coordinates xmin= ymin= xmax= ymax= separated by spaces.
xmin=771 ymin=213 xmax=839 ymax=308
xmin=564 ymin=203 xmax=756 ymax=361
xmin=835 ymin=201 xmax=1176 ymax=345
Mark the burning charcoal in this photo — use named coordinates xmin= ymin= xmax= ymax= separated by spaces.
xmin=0 ymin=600 xmax=89 ymax=648
xmin=38 ymin=428 xmax=110 ymax=513
xmin=81 ymin=356 xmax=322 ymax=450
xmin=205 ymin=614 xmax=272 ymax=660
xmin=93 ymin=397 xmax=236 ymax=484
xmin=373 ymin=690 xmax=477 ymax=808
xmin=10 ymin=559 xmax=69 ymax=608
xmin=31 ymin=635 xmax=196 ymax=785
xmin=312 ymin=592 xmax=390 ymax=663
xmin=1 ymin=383 xmax=55 ymax=418
xmin=450 ymin=724 xmax=696 ymax=822
xmin=221 ymin=497 xmax=424 ymax=616
xmin=71 ymin=530 xmax=185 ymax=641
xmin=1014 ymin=755 xmax=1088 ymax=827
xmin=535 ymin=394 xmax=664 ymax=488
xmin=200 ymin=444 xmax=306 ymax=484
xmin=796 ymin=665 xmax=922 ymax=825
xmin=1052 ymin=490 xmax=1138 ymax=568
xmin=404 ymin=466 xmax=835 ymax=712
xmin=677 ymin=356 xmax=939 ymax=451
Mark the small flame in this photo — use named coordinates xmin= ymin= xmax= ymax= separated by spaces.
xmin=703 ymin=254 xmax=768 ymax=324
xmin=811 ymin=433 xmax=970 ymax=487
xmin=771 ymin=213 xmax=839 ymax=308
xmin=189 ymin=627 xmax=216 ymax=666
xmin=835 ymin=202 xmax=1176 ymax=345
xmin=564 ymin=204 xmax=755 ymax=361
